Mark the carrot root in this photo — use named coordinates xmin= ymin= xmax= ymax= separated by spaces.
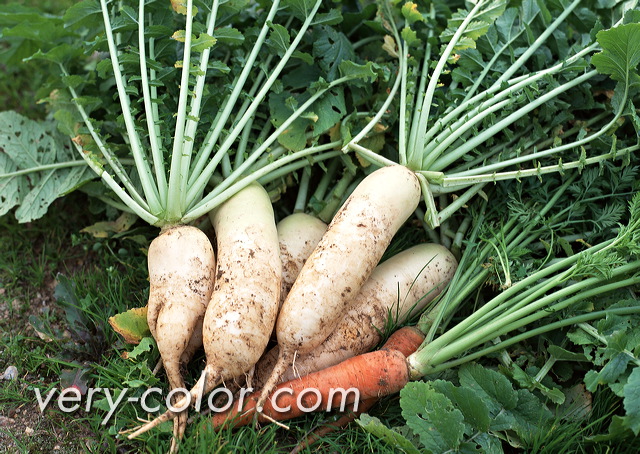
xmin=211 ymin=348 xmax=411 ymax=429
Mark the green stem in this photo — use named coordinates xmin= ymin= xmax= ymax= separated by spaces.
xmin=494 ymin=0 xmax=582 ymax=87
xmin=294 ymin=166 xmax=312 ymax=213
xmin=317 ymin=169 xmax=357 ymax=223
xmin=420 ymin=307 xmax=640 ymax=376
xmin=187 ymin=1 xmax=281 ymax=185
xmin=406 ymin=4 xmax=434 ymax=165
xmin=99 ymin=0 xmax=161 ymax=215
xmin=441 ymin=145 xmax=639 ymax=187
xmin=421 ymin=44 xmax=595 ymax=151
xmin=347 ymin=143 xmax=398 ymax=168
xmin=184 ymin=143 xmax=343 ymax=222
xmin=166 ymin=0 xmax=196 ymax=220
xmin=185 ymin=0 xmax=323 ymax=206
xmin=258 ymin=151 xmax=342 ymax=187
xmin=138 ymin=0 xmax=167 ymax=209
xmin=430 ymin=71 xmax=598 ymax=171
xmin=409 ymin=0 xmax=486 ymax=160
xmin=435 ymin=183 xmax=486 ymax=226
xmin=311 ymin=159 xmax=340 ymax=203
xmin=71 ymin=143 xmax=157 ymax=225
xmin=0 ymin=160 xmax=88 ymax=177
xmin=63 ymin=69 xmax=150 ymax=213
xmin=178 ymin=0 xmax=221 ymax=208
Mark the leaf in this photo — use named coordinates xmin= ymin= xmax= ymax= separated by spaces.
xmin=63 ymin=0 xmax=102 ymax=28
xmin=401 ymin=27 xmax=420 ymax=47
xmin=122 ymin=337 xmax=155 ymax=360
xmin=401 ymin=3 xmax=423 ymax=25
xmin=172 ymin=31 xmax=217 ymax=52
xmin=441 ymin=0 xmax=508 ymax=51
xmin=283 ymin=0 xmax=316 ymax=20
xmin=269 ymin=92 xmax=312 ymax=151
xmin=213 ymin=27 xmax=244 ymax=46
xmin=170 ymin=0 xmax=198 ymax=16
xmin=266 ymin=23 xmax=290 ymax=57
xmin=508 ymin=363 xmax=566 ymax=404
xmin=356 ymin=414 xmax=421 ymax=454
xmin=191 ymin=33 xmax=217 ymax=52
xmin=586 ymin=352 xmax=632 ymax=391
xmin=589 ymin=414 xmax=636 ymax=443
xmin=0 ymin=111 xmax=94 ymax=223
xmin=591 ymin=23 xmax=640 ymax=93
xmin=431 ymin=379 xmax=491 ymax=432
xmin=338 ymin=61 xmax=378 ymax=86
xmin=312 ymin=9 xmax=342 ymax=26
xmin=400 ymin=382 xmax=465 ymax=453
xmin=623 ymin=367 xmax=640 ymax=434
xmin=547 ymin=345 xmax=588 ymax=361
xmin=458 ymin=363 xmax=518 ymax=412
xmin=108 ymin=306 xmax=151 ymax=345
xmin=313 ymin=26 xmax=355 ymax=81
xmin=312 ymin=87 xmax=346 ymax=136
xmin=510 ymin=389 xmax=553 ymax=439
xmin=81 ymin=212 xmax=138 ymax=238
xmin=23 ymin=44 xmax=83 ymax=65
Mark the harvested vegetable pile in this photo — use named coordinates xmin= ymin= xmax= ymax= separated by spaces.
xmin=1 ymin=0 xmax=640 ymax=452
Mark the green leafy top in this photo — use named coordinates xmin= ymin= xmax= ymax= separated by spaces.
xmin=342 ymin=0 xmax=640 ymax=229
xmin=1 ymin=0 xmax=380 ymax=225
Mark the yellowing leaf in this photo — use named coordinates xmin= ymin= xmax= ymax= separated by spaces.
xmin=81 ymin=212 xmax=138 ymax=238
xmin=401 ymin=2 xmax=423 ymax=24
xmin=108 ymin=306 xmax=150 ymax=345
xmin=171 ymin=30 xmax=186 ymax=42
xmin=170 ymin=0 xmax=198 ymax=16
xmin=382 ymin=35 xmax=398 ymax=58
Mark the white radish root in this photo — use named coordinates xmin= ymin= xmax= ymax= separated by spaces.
xmin=256 ymin=165 xmax=421 ymax=411
xmin=146 ymin=225 xmax=216 ymax=451
xmin=129 ymin=183 xmax=281 ymax=440
xmin=277 ymin=212 xmax=328 ymax=307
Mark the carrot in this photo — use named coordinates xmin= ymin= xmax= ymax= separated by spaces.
xmin=212 ymin=326 xmax=424 ymax=429
xmin=257 ymin=165 xmax=421 ymax=412
xmin=212 ymin=348 xmax=409 ymax=428
xmin=378 ymin=325 xmax=425 ymax=356
xmin=288 ymin=327 xmax=425 ymax=453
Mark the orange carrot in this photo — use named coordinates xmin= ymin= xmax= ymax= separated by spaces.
xmin=380 ymin=325 xmax=425 ymax=356
xmin=289 ymin=326 xmax=425 ymax=453
xmin=211 ymin=326 xmax=424 ymax=429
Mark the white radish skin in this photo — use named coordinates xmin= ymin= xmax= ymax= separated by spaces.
xmin=257 ymin=165 xmax=421 ymax=411
xmin=129 ymin=183 xmax=281 ymax=440
xmin=254 ymin=243 xmax=457 ymax=387
xmin=277 ymin=213 xmax=328 ymax=307
xmin=146 ymin=225 xmax=216 ymax=451
xmin=201 ymin=183 xmax=281 ymax=386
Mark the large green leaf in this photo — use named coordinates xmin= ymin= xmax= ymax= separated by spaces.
xmin=400 ymin=381 xmax=466 ymax=453
xmin=0 ymin=111 xmax=94 ymax=223
xmin=623 ymin=367 xmax=640 ymax=435
xmin=591 ymin=23 xmax=640 ymax=93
